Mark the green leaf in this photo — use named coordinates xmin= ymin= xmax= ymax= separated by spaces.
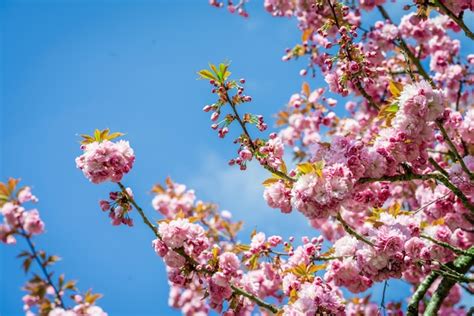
xmin=94 ymin=129 xmax=101 ymax=141
xmin=197 ymin=69 xmax=216 ymax=80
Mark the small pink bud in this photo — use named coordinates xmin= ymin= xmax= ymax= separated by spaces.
xmin=99 ymin=200 xmax=110 ymax=211
xmin=211 ymin=112 xmax=220 ymax=121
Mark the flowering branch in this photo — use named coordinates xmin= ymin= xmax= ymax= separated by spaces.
xmin=420 ymin=234 xmax=474 ymax=258
xmin=336 ymin=212 xmax=374 ymax=246
xmin=430 ymin=0 xmax=474 ymax=40
xmin=116 ymin=181 xmax=281 ymax=314
xmin=20 ymin=230 xmax=66 ymax=308
xmin=327 ymin=0 xmax=379 ymax=111
xmin=223 ymin=90 xmax=295 ymax=182
xmin=435 ymin=119 xmax=473 ymax=180
xmin=376 ymin=5 xmax=435 ymax=87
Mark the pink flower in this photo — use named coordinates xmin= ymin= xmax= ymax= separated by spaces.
xmin=208 ymin=272 xmax=232 ymax=305
xmin=152 ymin=238 xmax=169 ymax=257
xmin=239 ymin=147 xmax=253 ymax=161
xmin=152 ymin=182 xmax=195 ymax=218
xmin=158 ymin=218 xmax=192 ymax=248
xmin=263 ymin=181 xmax=292 ymax=214
xmin=76 ymin=140 xmax=135 ymax=184
xmin=0 ymin=224 xmax=16 ymax=244
xmin=164 ymin=250 xmax=186 ymax=268
xmin=375 ymin=226 xmax=406 ymax=255
xmin=291 ymin=163 xmax=353 ymax=219
xmin=218 ymin=252 xmax=240 ymax=276
xmin=23 ymin=209 xmax=45 ymax=235
xmin=18 ymin=187 xmax=38 ymax=204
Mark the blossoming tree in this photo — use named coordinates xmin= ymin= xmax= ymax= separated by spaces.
xmin=2 ymin=0 xmax=474 ymax=315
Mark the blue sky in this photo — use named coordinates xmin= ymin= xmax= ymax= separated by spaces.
xmin=1 ymin=1 xmax=471 ymax=315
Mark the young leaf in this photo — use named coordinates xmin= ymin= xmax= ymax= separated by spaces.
xmin=262 ymin=177 xmax=279 ymax=187
xmin=296 ymin=162 xmax=314 ymax=175
xmin=388 ymin=80 xmax=403 ymax=98
xmin=197 ymin=69 xmax=216 ymax=80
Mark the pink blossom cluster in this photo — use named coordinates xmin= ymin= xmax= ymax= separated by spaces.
xmin=76 ymin=140 xmax=135 ymax=184
xmin=153 ymin=218 xmax=210 ymax=268
xmin=151 ymin=179 xmax=196 ymax=218
xmin=0 ymin=187 xmax=44 ymax=244
xmin=373 ymin=80 xmax=445 ymax=170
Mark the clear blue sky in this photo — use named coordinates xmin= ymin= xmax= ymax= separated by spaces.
xmin=1 ymin=1 xmax=471 ymax=315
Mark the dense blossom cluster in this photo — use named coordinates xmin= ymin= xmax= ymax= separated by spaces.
xmin=76 ymin=139 xmax=135 ymax=184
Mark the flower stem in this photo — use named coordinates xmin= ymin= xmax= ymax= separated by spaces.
xmin=230 ymin=284 xmax=280 ymax=314
xmin=336 ymin=212 xmax=374 ymax=246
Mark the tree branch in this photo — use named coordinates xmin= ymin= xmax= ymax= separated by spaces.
xmin=230 ymin=284 xmax=280 ymax=314
xmin=424 ymin=246 xmax=474 ymax=315
xmin=359 ymin=172 xmax=474 ymax=213
xmin=420 ymin=234 xmax=474 ymax=257
xmin=407 ymin=272 xmax=438 ymax=316
xmin=431 ymin=0 xmax=474 ymax=40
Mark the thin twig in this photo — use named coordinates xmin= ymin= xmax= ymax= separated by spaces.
xmin=327 ymin=0 xmax=380 ymax=110
xmin=436 ymin=120 xmax=473 ymax=181
xmin=224 ymin=91 xmax=295 ymax=182
xmin=336 ymin=212 xmax=374 ymax=246
xmin=420 ymin=234 xmax=474 ymax=257
xmin=21 ymin=231 xmax=65 ymax=308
